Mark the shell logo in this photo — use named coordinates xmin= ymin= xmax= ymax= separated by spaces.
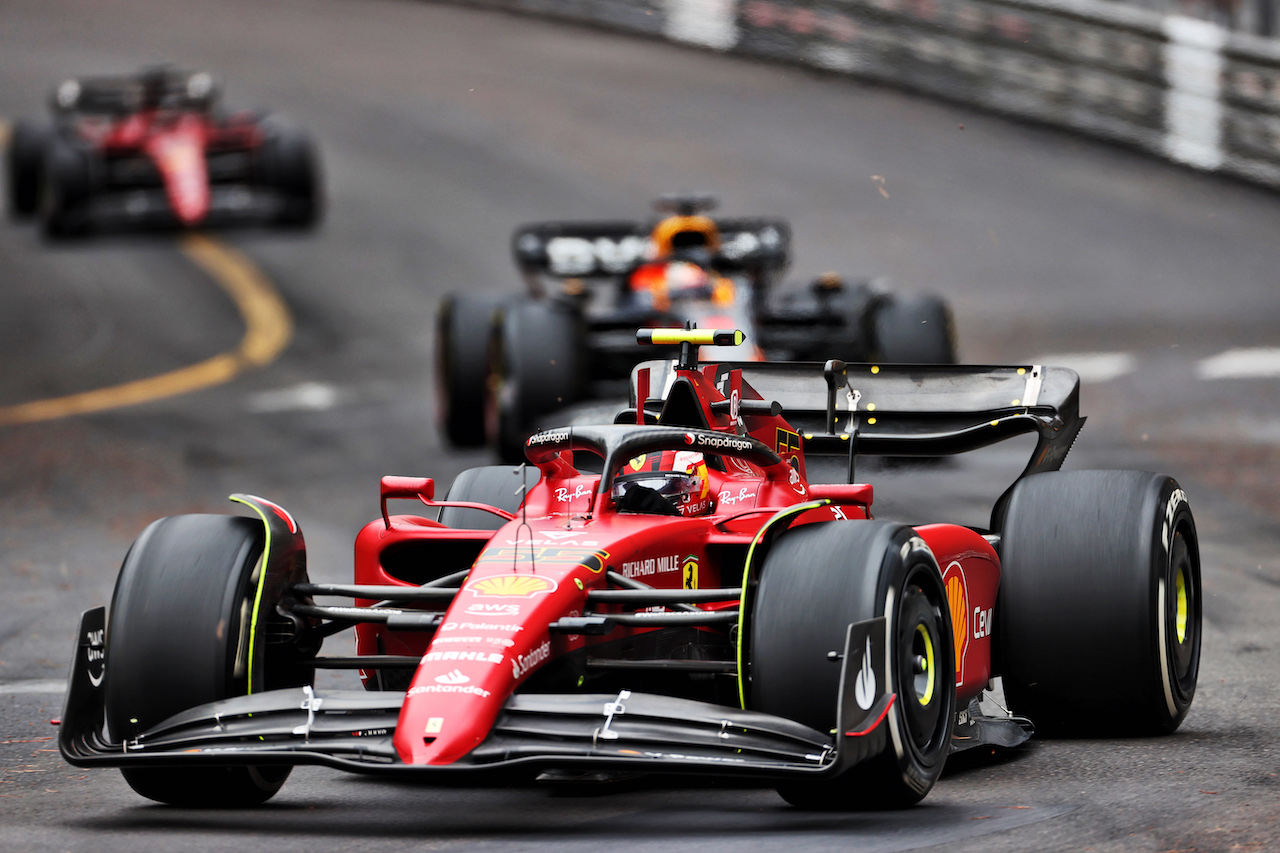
xmin=944 ymin=562 xmax=968 ymax=686
xmin=468 ymin=575 xmax=558 ymax=598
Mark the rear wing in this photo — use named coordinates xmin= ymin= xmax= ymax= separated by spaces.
xmin=511 ymin=217 xmax=791 ymax=278
xmin=631 ymin=359 xmax=1085 ymax=480
xmin=51 ymin=72 xmax=217 ymax=115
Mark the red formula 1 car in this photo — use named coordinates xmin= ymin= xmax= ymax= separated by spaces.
xmin=6 ymin=67 xmax=321 ymax=237
xmin=61 ymin=329 xmax=1201 ymax=809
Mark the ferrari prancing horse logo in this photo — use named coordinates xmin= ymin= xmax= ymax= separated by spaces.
xmin=681 ymin=555 xmax=699 ymax=590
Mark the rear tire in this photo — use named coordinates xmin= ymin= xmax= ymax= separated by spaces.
xmin=750 ymin=521 xmax=954 ymax=809
xmin=873 ymin=294 xmax=956 ymax=364
xmin=6 ymin=119 xmax=49 ymax=218
xmin=438 ymin=465 xmax=542 ymax=531
xmin=486 ymin=299 xmax=586 ymax=463
xmin=996 ymin=470 xmax=1201 ymax=736
xmin=105 ymin=514 xmax=312 ymax=806
xmin=436 ymin=294 xmax=499 ymax=448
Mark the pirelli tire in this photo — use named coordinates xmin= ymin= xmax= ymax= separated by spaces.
xmin=485 ymin=298 xmax=587 ymax=463
xmin=438 ymin=464 xmax=542 ymax=531
xmin=749 ymin=521 xmax=955 ymax=809
xmin=6 ymin=119 xmax=50 ymax=218
xmin=872 ymin=293 xmax=957 ymax=364
xmin=255 ymin=118 xmax=321 ymax=227
xmin=39 ymin=138 xmax=95 ymax=238
xmin=435 ymin=294 xmax=498 ymax=448
xmin=996 ymin=470 xmax=1201 ymax=736
xmin=104 ymin=514 xmax=313 ymax=807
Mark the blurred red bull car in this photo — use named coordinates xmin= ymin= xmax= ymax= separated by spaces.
xmin=436 ymin=194 xmax=957 ymax=460
xmin=6 ymin=67 xmax=321 ymax=237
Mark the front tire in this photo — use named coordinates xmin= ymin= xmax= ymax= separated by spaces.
xmin=750 ymin=521 xmax=955 ymax=809
xmin=39 ymin=139 xmax=94 ymax=238
xmin=996 ymin=470 xmax=1201 ymax=736
xmin=105 ymin=514 xmax=311 ymax=806
xmin=6 ymin=119 xmax=49 ymax=218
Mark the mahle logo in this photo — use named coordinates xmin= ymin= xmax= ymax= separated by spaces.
xmin=469 ymin=575 xmax=558 ymax=598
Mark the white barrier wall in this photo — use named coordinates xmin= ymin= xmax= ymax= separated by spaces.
xmin=455 ymin=0 xmax=1280 ymax=190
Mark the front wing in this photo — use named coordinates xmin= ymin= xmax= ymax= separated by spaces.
xmin=61 ymin=607 xmax=892 ymax=781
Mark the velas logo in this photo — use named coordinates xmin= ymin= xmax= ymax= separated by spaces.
xmin=469 ymin=575 xmax=558 ymax=597
xmin=435 ymin=669 xmax=470 ymax=685
xmin=944 ymin=562 xmax=969 ymax=686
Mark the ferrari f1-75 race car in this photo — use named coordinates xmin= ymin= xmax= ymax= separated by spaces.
xmin=61 ymin=328 xmax=1200 ymax=810
xmin=6 ymin=67 xmax=321 ymax=236
xmin=437 ymin=195 xmax=957 ymax=460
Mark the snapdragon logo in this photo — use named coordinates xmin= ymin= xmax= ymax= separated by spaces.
xmin=528 ymin=429 xmax=570 ymax=447
xmin=684 ymin=432 xmax=755 ymax=453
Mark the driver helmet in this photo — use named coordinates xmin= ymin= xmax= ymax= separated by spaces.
xmin=612 ymin=450 xmax=713 ymax=517
xmin=650 ymin=214 xmax=721 ymax=261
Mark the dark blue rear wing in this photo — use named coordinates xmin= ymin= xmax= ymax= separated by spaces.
xmin=511 ymin=217 xmax=791 ymax=278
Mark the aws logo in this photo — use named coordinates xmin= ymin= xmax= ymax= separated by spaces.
xmin=467 ymin=575 xmax=558 ymax=598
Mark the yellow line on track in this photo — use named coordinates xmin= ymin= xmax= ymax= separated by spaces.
xmin=0 ymin=119 xmax=11 ymax=147
xmin=0 ymin=234 xmax=293 ymax=425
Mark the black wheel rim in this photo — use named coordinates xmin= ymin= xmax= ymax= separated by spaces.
xmin=895 ymin=569 xmax=949 ymax=754
xmin=1166 ymin=530 xmax=1200 ymax=702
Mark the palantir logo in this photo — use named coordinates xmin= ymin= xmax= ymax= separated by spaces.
xmin=434 ymin=669 xmax=470 ymax=685
xmin=855 ymin=637 xmax=876 ymax=711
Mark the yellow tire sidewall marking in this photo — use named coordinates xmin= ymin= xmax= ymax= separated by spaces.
xmin=0 ymin=234 xmax=293 ymax=425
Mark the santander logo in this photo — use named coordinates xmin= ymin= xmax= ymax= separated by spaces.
xmin=434 ymin=669 xmax=470 ymax=685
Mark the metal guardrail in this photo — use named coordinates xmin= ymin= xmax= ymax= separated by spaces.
xmin=448 ymin=0 xmax=1280 ymax=192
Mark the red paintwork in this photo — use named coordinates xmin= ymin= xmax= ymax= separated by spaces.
xmin=353 ymin=357 xmax=1001 ymax=765
xmin=76 ymin=107 xmax=262 ymax=225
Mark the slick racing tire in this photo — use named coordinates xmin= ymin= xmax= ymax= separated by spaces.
xmin=438 ymin=465 xmax=543 ymax=531
xmin=486 ymin=298 xmax=587 ymax=463
xmin=872 ymin=294 xmax=957 ymax=364
xmin=436 ymin=294 xmax=499 ymax=448
xmin=104 ymin=514 xmax=313 ymax=807
xmin=750 ymin=521 xmax=955 ymax=809
xmin=6 ymin=119 xmax=50 ymax=218
xmin=39 ymin=139 xmax=94 ymax=238
xmin=996 ymin=470 xmax=1201 ymax=736
xmin=256 ymin=119 xmax=321 ymax=227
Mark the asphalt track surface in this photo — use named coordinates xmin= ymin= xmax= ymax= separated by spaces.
xmin=1 ymin=1 xmax=1279 ymax=850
